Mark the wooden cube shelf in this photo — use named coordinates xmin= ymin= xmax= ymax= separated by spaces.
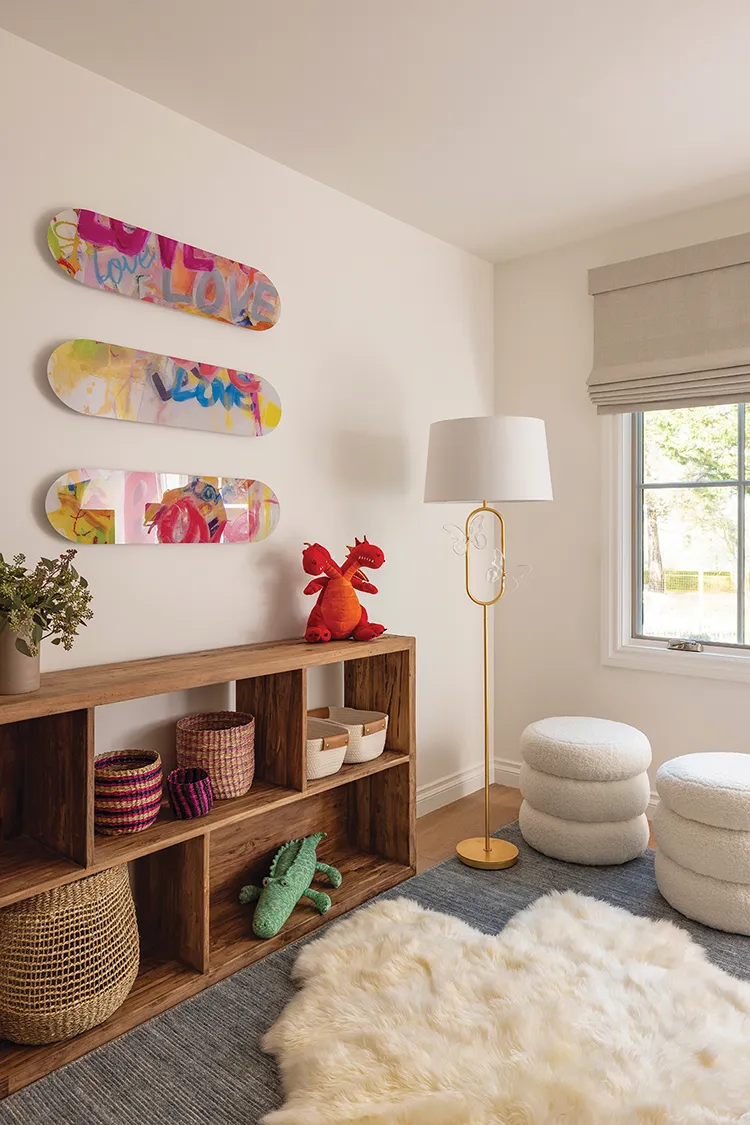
xmin=0 ymin=635 xmax=416 ymax=1098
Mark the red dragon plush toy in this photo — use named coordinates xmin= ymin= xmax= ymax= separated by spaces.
xmin=302 ymin=538 xmax=386 ymax=643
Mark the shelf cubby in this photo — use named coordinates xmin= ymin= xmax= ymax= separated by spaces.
xmin=0 ymin=634 xmax=416 ymax=1098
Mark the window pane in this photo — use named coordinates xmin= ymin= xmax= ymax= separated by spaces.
xmin=643 ymin=405 xmax=738 ymax=483
xmin=640 ymin=486 xmax=738 ymax=643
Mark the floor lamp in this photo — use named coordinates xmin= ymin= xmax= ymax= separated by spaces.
xmin=424 ymin=416 xmax=552 ymax=870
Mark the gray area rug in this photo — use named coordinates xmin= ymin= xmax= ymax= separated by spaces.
xmin=2 ymin=823 xmax=749 ymax=1125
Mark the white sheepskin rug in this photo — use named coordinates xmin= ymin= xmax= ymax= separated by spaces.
xmin=261 ymin=892 xmax=750 ymax=1125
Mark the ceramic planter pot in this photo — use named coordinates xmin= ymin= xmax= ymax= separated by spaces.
xmin=0 ymin=627 xmax=40 ymax=695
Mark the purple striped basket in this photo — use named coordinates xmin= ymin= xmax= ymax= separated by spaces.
xmin=167 ymin=768 xmax=214 ymax=820
xmin=94 ymin=750 xmax=163 ymax=836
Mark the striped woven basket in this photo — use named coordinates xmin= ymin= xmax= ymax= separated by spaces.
xmin=176 ymin=711 xmax=255 ymax=799
xmin=94 ymin=750 xmax=163 ymax=836
xmin=167 ymin=767 xmax=214 ymax=819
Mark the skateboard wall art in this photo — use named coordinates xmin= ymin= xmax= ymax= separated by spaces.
xmin=46 ymin=470 xmax=280 ymax=546
xmin=47 ymin=209 xmax=280 ymax=330
xmin=48 ymin=340 xmax=282 ymax=438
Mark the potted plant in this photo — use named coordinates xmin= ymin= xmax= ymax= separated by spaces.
xmin=0 ymin=549 xmax=94 ymax=695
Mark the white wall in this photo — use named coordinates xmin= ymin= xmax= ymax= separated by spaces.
xmin=0 ymin=31 xmax=494 ymax=792
xmin=494 ymin=194 xmax=750 ymax=789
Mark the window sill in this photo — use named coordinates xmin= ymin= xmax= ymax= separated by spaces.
xmin=604 ymin=639 xmax=750 ymax=684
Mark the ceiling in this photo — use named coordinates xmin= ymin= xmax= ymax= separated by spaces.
xmin=5 ymin=0 xmax=750 ymax=260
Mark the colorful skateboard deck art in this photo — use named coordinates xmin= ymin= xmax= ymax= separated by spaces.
xmin=46 ymin=471 xmax=280 ymax=546
xmin=47 ymin=209 xmax=280 ymax=331
xmin=48 ymin=341 xmax=282 ymax=438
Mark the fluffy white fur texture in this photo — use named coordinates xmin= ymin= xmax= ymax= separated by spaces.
xmin=262 ymin=893 xmax=750 ymax=1125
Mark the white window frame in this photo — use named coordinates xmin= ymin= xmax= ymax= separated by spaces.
xmin=602 ymin=412 xmax=750 ymax=683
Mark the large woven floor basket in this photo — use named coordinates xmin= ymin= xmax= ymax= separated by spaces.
xmin=176 ymin=711 xmax=255 ymax=799
xmin=0 ymin=865 xmax=139 ymax=1045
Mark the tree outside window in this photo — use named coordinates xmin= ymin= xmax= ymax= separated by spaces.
xmin=636 ymin=403 xmax=746 ymax=645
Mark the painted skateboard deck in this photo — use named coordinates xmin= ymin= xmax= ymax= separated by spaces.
xmin=46 ymin=470 xmax=280 ymax=546
xmin=47 ymin=209 xmax=280 ymax=331
xmin=48 ymin=340 xmax=282 ymax=438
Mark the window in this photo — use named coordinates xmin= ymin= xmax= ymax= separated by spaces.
xmin=633 ymin=403 xmax=749 ymax=648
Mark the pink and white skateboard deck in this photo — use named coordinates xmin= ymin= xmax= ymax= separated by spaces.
xmin=48 ymin=340 xmax=282 ymax=438
xmin=46 ymin=470 xmax=280 ymax=546
xmin=47 ymin=209 xmax=280 ymax=330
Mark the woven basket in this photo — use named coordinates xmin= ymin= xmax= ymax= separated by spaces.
xmin=176 ymin=711 xmax=255 ymax=799
xmin=168 ymin=767 xmax=214 ymax=819
xmin=314 ymin=707 xmax=388 ymax=764
xmin=306 ymin=717 xmax=349 ymax=781
xmin=94 ymin=749 xmax=163 ymax=836
xmin=0 ymin=865 xmax=139 ymax=1045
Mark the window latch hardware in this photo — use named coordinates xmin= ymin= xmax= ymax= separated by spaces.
xmin=667 ymin=639 xmax=704 ymax=653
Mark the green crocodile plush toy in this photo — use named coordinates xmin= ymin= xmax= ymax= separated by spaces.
xmin=239 ymin=831 xmax=342 ymax=939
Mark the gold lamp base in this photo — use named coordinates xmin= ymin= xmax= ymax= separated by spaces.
xmin=456 ymin=837 xmax=519 ymax=870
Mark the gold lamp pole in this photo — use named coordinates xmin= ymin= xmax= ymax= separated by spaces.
xmin=424 ymin=415 xmax=552 ymax=873
xmin=455 ymin=501 xmax=518 ymax=870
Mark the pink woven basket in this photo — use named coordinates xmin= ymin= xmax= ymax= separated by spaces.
xmin=94 ymin=750 xmax=163 ymax=836
xmin=175 ymin=711 xmax=255 ymax=799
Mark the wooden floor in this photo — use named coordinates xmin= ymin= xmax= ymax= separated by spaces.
xmin=416 ymin=784 xmax=655 ymax=872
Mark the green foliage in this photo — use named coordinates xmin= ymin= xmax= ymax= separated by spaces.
xmin=645 ymin=405 xmax=737 ymax=482
xmin=0 ymin=549 xmax=93 ymax=657
xmin=644 ymin=406 xmax=740 ymax=562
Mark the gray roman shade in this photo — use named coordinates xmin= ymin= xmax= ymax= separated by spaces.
xmin=588 ymin=232 xmax=750 ymax=413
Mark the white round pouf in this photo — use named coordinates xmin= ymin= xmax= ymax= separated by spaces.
xmin=653 ymin=803 xmax=750 ymax=884
xmin=654 ymin=752 xmax=750 ymax=934
xmin=656 ymin=753 xmax=750 ymax=830
xmin=519 ymin=764 xmax=651 ymax=824
xmin=654 ymin=851 xmax=750 ymax=936
xmin=521 ymin=717 xmax=652 ymax=781
xmin=520 ymin=801 xmax=649 ymax=866
xmin=519 ymin=717 xmax=652 ymax=866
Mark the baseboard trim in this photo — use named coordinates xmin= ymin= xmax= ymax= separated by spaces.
xmin=493 ymin=757 xmax=522 ymax=788
xmin=416 ymin=763 xmax=488 ymax=818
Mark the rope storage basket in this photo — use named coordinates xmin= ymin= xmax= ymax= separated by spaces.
xmin=94 ymin=749 xmax=163 ymax=836
xmin=0 ymin=865 xmax=139 ymax=1045
xmin=306 ymin=717 xmax=349 ymax=781
xmin=315 ymin=707 xmax=388 ymax=764
xmin=168 ymin=767 xmax=214 ymax=819
xmin=176 ymin=711 xmax=255 ymax=799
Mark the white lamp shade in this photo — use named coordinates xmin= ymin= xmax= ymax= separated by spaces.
xmin=424 ymin=415 xmax=553 ymax=503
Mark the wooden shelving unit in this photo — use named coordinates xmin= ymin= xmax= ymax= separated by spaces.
xmin=0 ymin=634 xmax=416 ymax=1098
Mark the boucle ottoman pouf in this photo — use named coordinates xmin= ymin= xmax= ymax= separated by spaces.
xmin=654 ymin=850 xmax=750 ymax=936
xmin=653 ymin=803 xmax=750 ymax=884
xmin=521 ymin=717 xmax=651 ymax=782
xmin=656 ymin=752 xmax=750 ymax=830
xmin=519 ymin=763 xmax=651 ymax=823
xmin=519 ymin=716 xmax=652 ymax=865
xmin=653 ymin=752 xmax=750 ymax=934
xmin=519 ymin=801 xmax=649 ymax=866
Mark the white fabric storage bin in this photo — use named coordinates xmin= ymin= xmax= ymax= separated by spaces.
xmin=312 ymin=708 xmax=388 ymax=764
xmin=306 ymin=718 xmax=349 ymax=781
